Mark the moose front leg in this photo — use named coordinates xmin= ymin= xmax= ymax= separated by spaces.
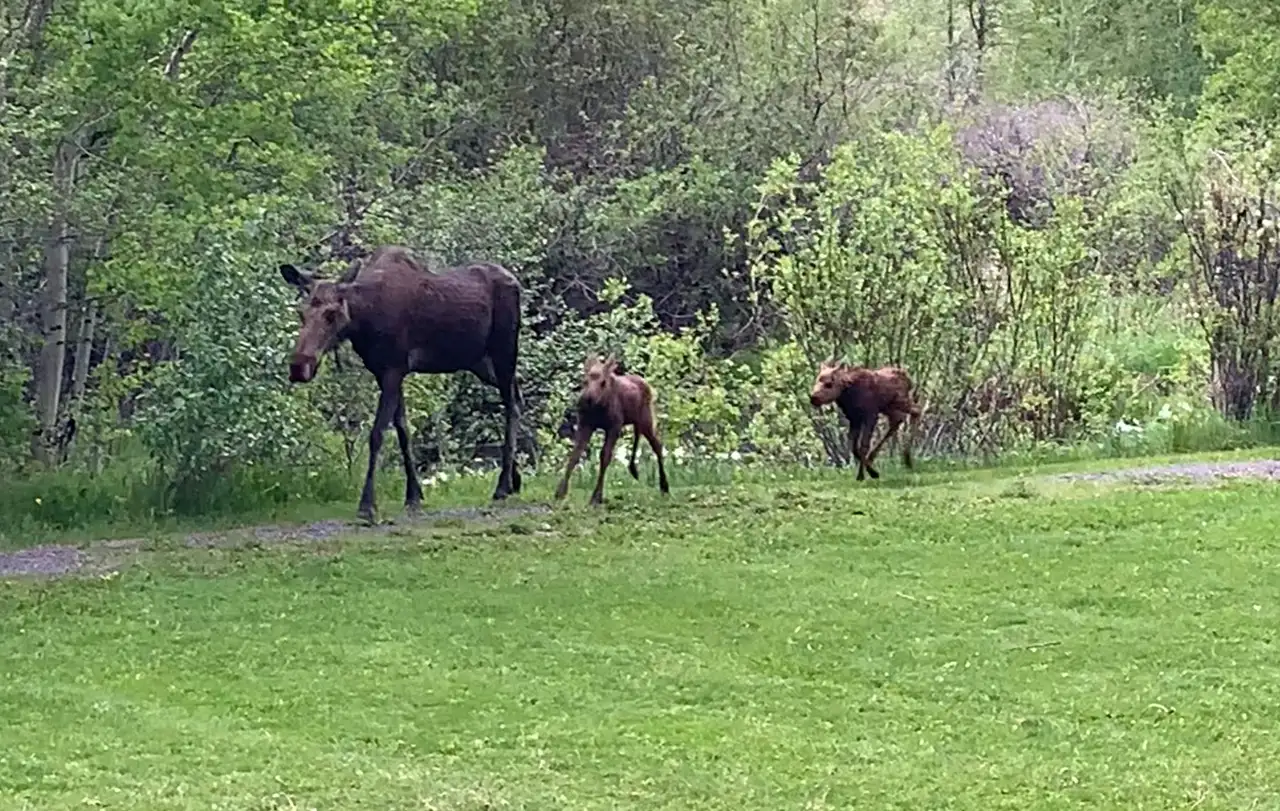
xmin=589 ymin=427 xmax=621 ymax=505
xmin=358 ymin=374 xmax=403 ymax=524
xmin=554 ymin=424 xmax=593 ymax=501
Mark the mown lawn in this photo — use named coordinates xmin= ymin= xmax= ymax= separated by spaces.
xmin=3 ymin=464 xmax=1280 ymax=810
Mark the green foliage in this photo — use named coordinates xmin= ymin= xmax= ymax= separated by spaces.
xmin=0 ymin=362 xmax=32 ymax=475
xmin=744 ymin=340 xmax=828 ymax=463
xmin=630 ymin=306 xmax=749 ymax=455
xmin=6 ymin=0 xmax=1280 ymax=526
xmin=1196 ymin=0 xmax=1280 ymax=144
xmin=995 ymin=0 xmax=1206 ymax=104
xmin=132 ymin=209 xmax=341 ymax=506
xmin=746 ymin=125 xmax=1111 ymax=455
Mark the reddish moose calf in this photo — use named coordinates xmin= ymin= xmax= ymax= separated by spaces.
xmin=555 ymin=356 xmax=671 ymax=505
xmin=809 ymin=361 xmax=922 ymax=481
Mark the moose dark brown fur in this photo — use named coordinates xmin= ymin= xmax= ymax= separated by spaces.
xmin=809 ymin=361 xmax=922 ymax=481
xmin=280 ymin=245 xmax=523 ymax=522
xmin=554 ymin=356 xmax=670 ymax=505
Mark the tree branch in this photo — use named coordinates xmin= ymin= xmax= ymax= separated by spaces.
xmin=164 ymin=29 xmax=198 ymax=81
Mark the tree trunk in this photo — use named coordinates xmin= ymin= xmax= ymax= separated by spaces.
xmin=966 ymin=0 xmax=992 ymax=106
xmin=70 ymin=299 xmax=96 ymax=402
xmin=30 ymin=141 xmax=77 ymax=464
xmin=946 ymin=0 xmax=958 ymax=104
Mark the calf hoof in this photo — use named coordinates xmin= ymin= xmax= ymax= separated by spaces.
xmin=512 ymin=466 xmax=523 ymax=494
xmin=588 ymin=494 xmax=605 ymax=507
xmin=855 ymin=471 xmax=866 ymax=482
xmin=553 ymin=482 xmax=569 ymax=501
xmin=627 ymin=463 xmax=639 ymax=480
xmin=868 ymin=468 xmax=881 ymax=480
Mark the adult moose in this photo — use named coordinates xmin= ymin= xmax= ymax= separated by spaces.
xmin=280 ymin=245 xmax=524 ymax=522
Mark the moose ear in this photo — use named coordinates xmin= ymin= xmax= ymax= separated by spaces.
xmin=603 ymin=355 xmax=618 ymax=372
xmin=279 ymin=263 xmax=312 ymax=290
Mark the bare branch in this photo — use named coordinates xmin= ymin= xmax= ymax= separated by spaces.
xmin=164 ymin=29 xmax=198 ymax=81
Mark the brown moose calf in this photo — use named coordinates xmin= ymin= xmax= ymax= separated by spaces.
xmin=809 ymin=361 xmax=922 ymax=481
xmin=554 ymin=356 xmax=671 ymax=505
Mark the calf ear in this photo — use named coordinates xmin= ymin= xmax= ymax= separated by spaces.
xmin=279 ymin=263 xmax=313 ymax=291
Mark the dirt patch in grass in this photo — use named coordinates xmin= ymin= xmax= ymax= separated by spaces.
xmin=0 ymin=502 xmax=551 ymax=580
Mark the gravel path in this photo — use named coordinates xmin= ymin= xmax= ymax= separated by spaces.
xmin=1051 ymin=458 xmax=1280 ymax=485
xmin=0 ymin=502 xmax=550 ymax=580
xmin=4 ymin=459 xmax=1278 ymax=580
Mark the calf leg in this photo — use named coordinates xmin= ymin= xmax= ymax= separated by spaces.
xmin=638 ymin=415 xmax=670 ymax=495
xmin=901 ymin=407 xmax=922 ymax=469
xmin=852 ymin=417 xmax=878 ymax=480
xmin=861 ymin=420 xmax=881 ymax=479
xmin=866 ymin=410 xmax=906 ymax=469
xmin=628 ymin=428 xmax=641 ymax=480
xmin=358 ymin=373 xmax=403 ymax=523
xmin=589 ymin=426 xmax=621 ymax=506
xmin=393 ymin=394 xmax=424 ymax=515
xmin=554 ymin=423 xmax=592 ymax=500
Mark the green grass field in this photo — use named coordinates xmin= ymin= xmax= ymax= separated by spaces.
xmin=4 ymin=456 xmax=1280 ymax=809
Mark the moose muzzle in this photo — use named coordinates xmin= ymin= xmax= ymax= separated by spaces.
xmin=289 ymin=354 xmax=317 ymax=383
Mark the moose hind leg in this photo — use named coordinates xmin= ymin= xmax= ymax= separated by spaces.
xmin=628 ymin=428 xmax=641 ymax=480
xmin=866 ymin=411 xmax=905 ymax=471
xmin=641 ymin=420 xmax=670 ymax=495
xmin=902 ymin=408 xmax=922 ymax=469
xmin=491 ymin=365 xmax=521 ymax=500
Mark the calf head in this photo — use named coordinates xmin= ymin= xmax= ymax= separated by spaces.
xmin=809 ymin=360 xmax=847 ymax=407
xmin=582 ymin=355 xmax=619 ymax=403
xmin=280 ymin=263 xmax=354 ymax=383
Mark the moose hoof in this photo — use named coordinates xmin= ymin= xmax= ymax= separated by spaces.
xmin=404 ymin=501 xmax=423 ymax=519
xmin=356 ymin=505 xmax=377 ymax=525
xmin=868 ymin=468 xmax=881 ymax=480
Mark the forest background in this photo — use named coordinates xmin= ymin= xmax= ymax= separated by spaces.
xmin=3 ymin=0 xmax=1279 ymax=530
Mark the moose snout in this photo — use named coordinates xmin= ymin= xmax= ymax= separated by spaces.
xmin=809 ymin=393 xmax=823 ymax=408
xmin=289 ymin=355 xmax=317 ymax=383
